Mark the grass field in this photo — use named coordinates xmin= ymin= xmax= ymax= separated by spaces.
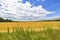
xmin=0 ymin=22 xmax=60 ymax=40
xmin=0 ymin=22 xmax=60 ymax=32
xmin=0 ymin=27 xmax=60 ymax=40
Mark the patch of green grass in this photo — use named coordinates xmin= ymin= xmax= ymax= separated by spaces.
xmin=0 ymin=27 xmax=60 ymax=40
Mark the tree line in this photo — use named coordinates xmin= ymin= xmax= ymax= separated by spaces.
xmin=0 ymin=17 xmax=13 ymax=22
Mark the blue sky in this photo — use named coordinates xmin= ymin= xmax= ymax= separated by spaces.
xmin=0 ymin=0 xmax=60 ymax=21
xmin=22 ymin=0 xmax=60 ymax=19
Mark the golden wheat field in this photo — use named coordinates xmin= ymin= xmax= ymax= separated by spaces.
xmin=0 ymin=22 xmax=60 ymax=32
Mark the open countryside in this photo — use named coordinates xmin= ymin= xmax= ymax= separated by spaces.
xmin=0 ymin=0 xmax=60 ymax=40
xmin=0 ymin=22 xmax=60 ymax=32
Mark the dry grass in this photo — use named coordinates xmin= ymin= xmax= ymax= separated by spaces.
xmin=0 ymin=22 xmax=60 ymax=32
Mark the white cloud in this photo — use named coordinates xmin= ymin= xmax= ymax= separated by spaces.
xmin=0 ymin=0 xmax=54 ymax=21
xmin=44 ymin=16 xmax=60 ymax=20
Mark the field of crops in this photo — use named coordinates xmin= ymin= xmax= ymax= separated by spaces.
xmin=0 ymin=22 xmax=60 ymax=40
xmin=0 ymin=22 xmax=60 ymax=32
xmin=0 ymin=27 xmax=60 ymax=40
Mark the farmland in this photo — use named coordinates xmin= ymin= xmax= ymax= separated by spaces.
xmin=0 ymin=22 xmax=60 ymax=32
xmin=0 ymin=22 xmax=60 ymax=40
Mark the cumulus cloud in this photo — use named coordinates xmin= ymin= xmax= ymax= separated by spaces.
xmin=0 ymin=0 xmax=54 ymax=21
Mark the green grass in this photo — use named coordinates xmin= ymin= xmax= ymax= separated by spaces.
xmin=0 ymin=27 xmax=60 ymax=40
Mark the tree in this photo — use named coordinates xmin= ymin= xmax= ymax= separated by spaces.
xmin=0 ymin=17 xmax=13 ymax=22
